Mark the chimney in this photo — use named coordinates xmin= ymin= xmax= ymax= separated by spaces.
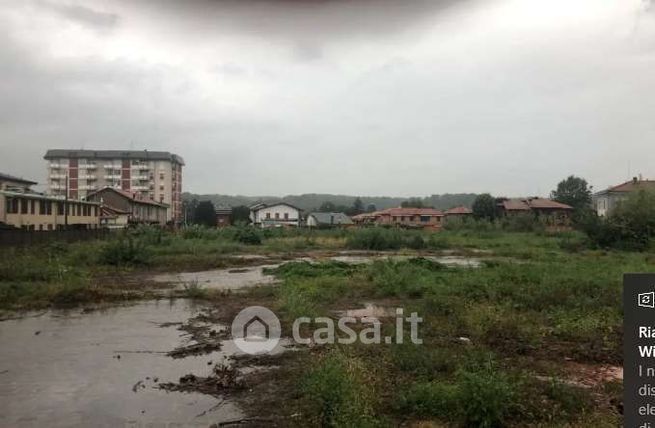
xmin=633 ymin=177 xmax=638 ymax=184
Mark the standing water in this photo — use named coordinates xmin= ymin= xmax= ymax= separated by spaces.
xmin=0 ymin=300 xmax=243 ymax=427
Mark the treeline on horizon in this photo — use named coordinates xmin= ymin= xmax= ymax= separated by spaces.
xmin=181 ymin=192 xmax=480 ymax=211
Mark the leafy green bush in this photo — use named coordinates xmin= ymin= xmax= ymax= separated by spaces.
xmin=346 ymin=227 xmax=403 ymax=250
xmin=233 ymin=227 xmax=262 ymax=245
xmin=99 ymin=236 xmax=151 ymax=266
xmin=581 ymin=189 xmax=655 ymax=251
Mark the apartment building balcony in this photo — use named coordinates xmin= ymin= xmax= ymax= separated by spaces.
xmin=50 ymin=173 xmax=67 ymax=179
xmin=131 ymin=185 xmax=150 ymax=191
xmin=134 ymin=175 xmax=150 ymax=181
xmin=103 ymin=164 xmax=119 ymax=169
xmin=49 ymin=163 xmax=66 ymax=168
xmin=131 ymin=165 xmax=151 ymax=171
xmin=50 ymin=183 xmax=66 ymax=190
xmin=104 ymin=174 xmax=121 ymax=180
xmin=79 ymin=175 xmax=98 ymax=180
xmin=79 ymin=164 xmax=97 ymax=169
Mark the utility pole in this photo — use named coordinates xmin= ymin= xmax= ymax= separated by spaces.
xmin=64 ymin=174 xmax=69 ymax=230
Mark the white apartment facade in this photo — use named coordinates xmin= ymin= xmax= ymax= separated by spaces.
xmin=44 ymin=150 xmax=184 ymax=223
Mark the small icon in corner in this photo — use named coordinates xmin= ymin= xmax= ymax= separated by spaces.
xmin=638 ymin=291 xmax=655 ymax=308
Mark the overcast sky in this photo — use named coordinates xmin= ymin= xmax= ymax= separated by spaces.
xmin=1 ymin=0 xmax=654 ymax=197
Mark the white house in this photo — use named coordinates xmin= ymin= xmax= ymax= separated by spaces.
xmin=249 ymin=202 xmax=302 ymax=228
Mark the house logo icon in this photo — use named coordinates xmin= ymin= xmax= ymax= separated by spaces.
xmin=231 ymin=306 xmax=281 ymax=354
xmin=638 ymin=291 xmax=655 ymax=309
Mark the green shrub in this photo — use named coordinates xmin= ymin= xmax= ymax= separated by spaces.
xmin=346 ymin=228 xmax=403 ymax=250
xmin=233 ymin=227 xmax=262 ymax=245
xmin=99 ymin=236 xmax=151 ymax=266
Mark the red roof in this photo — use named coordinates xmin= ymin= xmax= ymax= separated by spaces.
xmin=606 ymin=179 xmax=655 ymax=193
xmin=526 ymin=198 xmax=573 ymax=210
xmin=444 ymin=206 xmax=473 ymax=215
xmin=379 ymin=207 xmax=444 ymax=216
xmin=87 ymin=187 xmax=168 ymax=207
xmin=501 ymin=199 xmax=530 ymax=211
xmin=501 ymin=198 xmax=572 ymax=211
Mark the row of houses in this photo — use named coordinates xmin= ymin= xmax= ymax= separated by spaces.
xmin=0 ymin=171 xmax=169 ymax=231
xmin=243 ymin=197 xmax=579 ymax=230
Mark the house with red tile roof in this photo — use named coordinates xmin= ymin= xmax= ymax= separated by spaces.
xmin=497 ymin=197 xmax=573 ymax=227
xmin=86 ymin=187 xmax=168 ymax=226
xmin=593 ymin=177 xmax=655 ymax=217
xmin=353 ymin=207 xmax=444 ymax=229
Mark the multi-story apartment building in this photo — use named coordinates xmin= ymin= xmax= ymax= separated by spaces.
xmin=44 ymin=150 xmax=184 ymax=223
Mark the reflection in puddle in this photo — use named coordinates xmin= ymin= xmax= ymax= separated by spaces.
xmin=0 ymin=300 xmax=243 ymax=427
xmin=151 ymin=264 xmax=280 ymax=291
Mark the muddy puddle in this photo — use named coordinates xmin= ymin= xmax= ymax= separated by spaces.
xmin=335 ymin=303 xmax=397 ymax=321
xmin=151 ymin=253 xmax=482 ymax=292
xmin=329 ymin=254 xmax=482 ymax=267
xmin=0 ymin=300 xmax=286 ymax=427
xmin=152 ymin=264 xmax=281 ymax=291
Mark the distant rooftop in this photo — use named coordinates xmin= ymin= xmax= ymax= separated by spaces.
xmin=0 ymin=172 xmax=37 ymax=186
xmin=44 ymin=149 xmax=184 ymax=165
xmin=597 ymin=178 xmax=655 ymax=194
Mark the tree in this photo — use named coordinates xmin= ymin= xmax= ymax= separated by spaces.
xmin=351 ymin=197 xmax=364 ymax=215
xmin=551 ymin=175 xmax=592 ymax=212
xmin=366 ymin=203 xmax=377 ymax=213
xmin=193 ymin=200 xmax=216 ymax=227
xmin=401 ymin=198 xmax=425 ymax=208
xmin=472 ymin=194 xmax=497 ymax=220
xmin=231 ymin=205 xmax=251 ymax=225
xmin=318 ymin=201 xmax=337 ymax=212
xmin=183 ymin=198 xmax=199 ymax=226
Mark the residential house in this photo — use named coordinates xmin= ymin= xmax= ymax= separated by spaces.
xmin=0 ymin=192 xmax=101 ymax=231
xmin=249 ymin=202 xmax=302 ymax=228
xmin=215 ymin=207 xmax=232 ymax=228
xmin=44 ymin=149 xmax=184 ymax=223
xmin=497 ymin=198 xmax=573 ymax=227
xmin=444 ymin=206 xmax=473 ymax=222
xmin=86 ymin=187 xmax=168 ymax=226
xmin=0 ymin=173 xmax=100 ymax=231
xmin=0 ymin=172 xmax=37 ymax=192
xmin=306 ymin=212 xmax=353 ymax=228
xmin=100 ymin=205 xmax=130 ymax=229
xmin=353 ymin=207 xmax=444 ymax=230
xmin=593 ymin=177 xmax=655 ymax=217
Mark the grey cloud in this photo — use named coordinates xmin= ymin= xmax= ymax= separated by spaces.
xmin=38 ymin=1 xmax=119 ymax=29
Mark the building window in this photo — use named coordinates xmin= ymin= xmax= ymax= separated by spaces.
xmin=266 ymin=212 xmax=271 ymax=219
xmin=7 ymin=198 xmax=18 ymax=214
xmin=20 ymin=198 xmax=28 ymax=214
xmin=30 ymin=200 xmax=35 ymax=214
xmin=57 ymin=202 xmax=64 ymax=215
xmin=47 ymin=224 xmax=53 ymax=231
xmin=275 ymin=213 xmax=280 ymax=219
xmin=284 ymin=213 xmax=289 ymax=220
xmin=420 ymin=216 xmax=430 ymax=223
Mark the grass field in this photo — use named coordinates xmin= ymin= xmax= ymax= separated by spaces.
xmin=0 ymin=225 xmax=636 ymax=426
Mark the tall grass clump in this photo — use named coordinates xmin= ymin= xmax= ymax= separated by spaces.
xmin=398 ymin=359 xmax=519 ymax=427
xmin=302 ymin=350 xmax=380 ymax=427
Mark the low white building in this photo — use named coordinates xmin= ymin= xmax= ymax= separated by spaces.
xmin=249 ymin=202 xmax=302 ymax=228
xmin=306 ymin=212 xmax=353 ymax=228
